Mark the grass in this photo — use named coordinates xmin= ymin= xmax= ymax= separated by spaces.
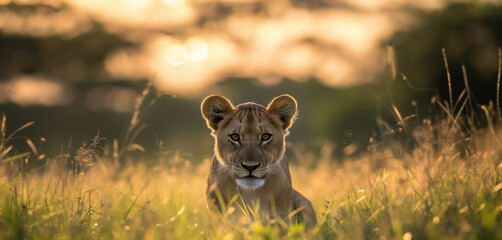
xmin=1 ymin=76 xmax=502 ymax=239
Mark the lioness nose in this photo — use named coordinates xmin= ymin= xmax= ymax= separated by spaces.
xmin=241 ymin=162 xmax=260 ymax=173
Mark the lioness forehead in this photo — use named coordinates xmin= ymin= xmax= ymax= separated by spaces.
xmin=235 ymin=103 xmax=266 ymax=123
xmin=215 ymin=102 xmax=282 ymax=131
xmin=223 ymin=103 xmax=272 ymax=133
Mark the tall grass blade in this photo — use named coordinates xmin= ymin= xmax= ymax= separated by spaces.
xmin=386 ymin=46 xmax=397 ymax=81
xmin=2 ymin=152 xmax=31 ymax=163
xmin=0 ymin=145 xmax=13 ymax=160
xmin=25 ymin=139 xmax=38 ymax=156
xmin=481 ymin=105 xmax=502 ymax=149
xmin=436 ymin=100 xmax=462 ymax=131
xmin=462 ymin=65 xmax=476 ymax=122
xmin=452 ymin=95 xmax=469 ymax=129
xmin=385 ymin=46 xmax=397 ymax=103
xmin=91 ymin=151 xmax=110 ymax=177
xmin=118 ymin=81 xmax=164 ymax=161
xmin=0 ymin=114 xmax=5 ymax=149
xmin=442 ymin=48 xmax=453 ymax=109
xmin=5 ymin=121 xmax=35 ymax=143
xmin=392 ymin=104 xmax=405 ymax=127
xmin=122 ymin=175 xmax=155 ymax=220
xmin=497 ymin=48 xmax=502 ymax=122
xmin=452 ymin=89 xmax=466 ymax=112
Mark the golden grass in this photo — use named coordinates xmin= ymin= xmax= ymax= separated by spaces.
xmin=1 ymin=113 xmax=501 ymax=239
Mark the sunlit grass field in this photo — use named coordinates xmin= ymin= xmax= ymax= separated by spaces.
xmin=1 ymin=83 xmax=502 ymax=239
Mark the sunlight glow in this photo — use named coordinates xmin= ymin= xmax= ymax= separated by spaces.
xmin=162 ymin=0 xmax=185 ymax=6
xmin=124 ymin=0 xmax=150 ymax=9
xmin=67 ymin=0 xmax=197 ymax=30
xmin=0 ymin=9 xmax=90 ymax=37
xmin=185 ymin=38 xmax=209 ymax=62
xmin=0 ymin=76 xmax=73 ymax=106
xmin=5 ymin=0 xmax=485 ymax=94
xmin=105 ymin=34 xmax=236 ymax=93
xmin=277 ymin=43 xmax=318 ymax=80
xmin=316 ymin=56 xmax=357 ymax=87
xmin=163 ymin=45 xmax=189 ymax=66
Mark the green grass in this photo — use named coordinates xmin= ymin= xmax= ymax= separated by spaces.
xmin=1 ymin=81 xmax=502 ymax=239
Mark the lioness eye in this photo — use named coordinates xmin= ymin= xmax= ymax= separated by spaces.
xmin=261 ymin=133 xmax=272 ymax=142
xmin=229 ymin=134 xmax=240 ymax=142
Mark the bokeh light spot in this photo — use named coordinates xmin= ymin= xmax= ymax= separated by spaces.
xmin=163 ymin=44 xmax=189 ymax=66
xmin=185 ymin=38 xmax=208 ymax=62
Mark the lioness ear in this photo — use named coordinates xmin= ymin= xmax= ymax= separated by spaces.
xmin=201 ymin=95 xmax=234 ymax=130
xmin=267 ymin=94 xmax=297 ymax=130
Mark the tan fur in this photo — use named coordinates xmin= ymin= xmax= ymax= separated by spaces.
xmin=201 ymin=94 xmax=316 ymax=229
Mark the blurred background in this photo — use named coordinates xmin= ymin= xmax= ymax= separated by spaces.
xmin=1 ymin=0 xmax=502 ymax=162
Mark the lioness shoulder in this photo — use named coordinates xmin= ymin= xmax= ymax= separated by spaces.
xmin=201 ymin=94 xmax=316 ymax=229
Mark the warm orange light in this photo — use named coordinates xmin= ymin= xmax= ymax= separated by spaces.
xmin=67 ymin=0 xmax=197 ymax=30
xmin=163 ymin=45 xmax=189 ymax=66
xmin=2 ymin=76 xmax=73 ymax=106
xmin=0 ymin=0 xmax=431 ymax=94
xmin=0 ymin=0 xmax=457 ymax=96
xmin=185 ymin=38 xmax=208 ymax=62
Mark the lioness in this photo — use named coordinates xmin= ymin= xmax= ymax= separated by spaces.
xmin=201 ymin=94 xmax=316 ymax=229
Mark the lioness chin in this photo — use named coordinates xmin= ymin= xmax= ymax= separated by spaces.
xmin=201 ymin=94 xmax=316 ymax=229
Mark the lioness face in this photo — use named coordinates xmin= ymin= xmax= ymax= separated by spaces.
xmin=202 ymin=95 xmax=297 ymax=190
